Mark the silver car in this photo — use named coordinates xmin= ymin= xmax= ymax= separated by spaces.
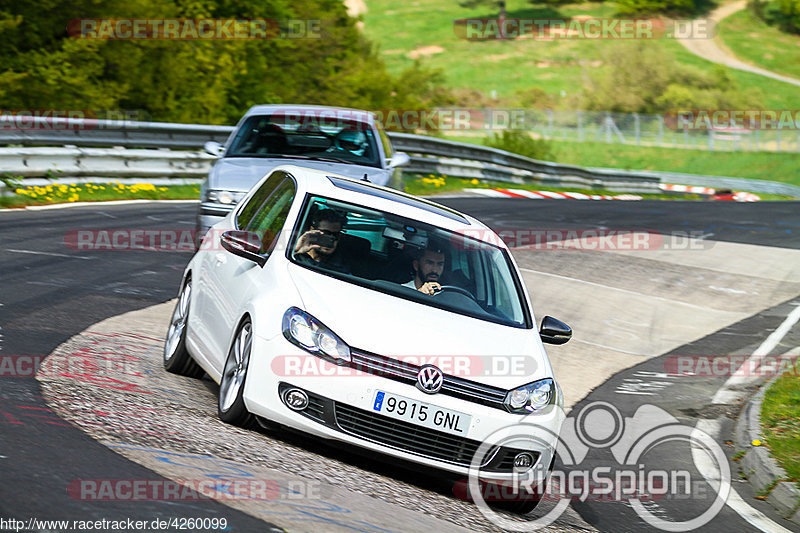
xmin=197 ymin=104 xmax=409 ymax=240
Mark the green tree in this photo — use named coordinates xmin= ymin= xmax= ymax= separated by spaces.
xmin=581 ymin=42 xmax=763 ymax=113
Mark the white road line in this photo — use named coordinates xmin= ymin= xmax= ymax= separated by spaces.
xmin=694 ymin=304 xmax=800 ymax=532
xmin=4 ymin=248 xmax=95 ymax=260
xmin=695 ymin=419 xmax=794 ymax=533
xmin=712 ymin=303 xmax=800 ymax=404
xmin=573 ymin=338 xmax=645 ymax=357
xmin=518 ymin=268 xmax=724 ymax=313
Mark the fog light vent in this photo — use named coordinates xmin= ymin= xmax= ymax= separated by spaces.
xmin=513 ymin=452 xmax=535 ymax=470
xmin=284 ymin=389 xmax=309 ymax=411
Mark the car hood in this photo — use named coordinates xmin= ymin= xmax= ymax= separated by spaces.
xmin=287 ymin=264 xmax=551 ymax=389
xmin=209 ymin=157 xmax=390 ymax=190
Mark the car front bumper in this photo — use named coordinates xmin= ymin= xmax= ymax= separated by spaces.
xmin=243 ymin=334 xmax=562 ymax=480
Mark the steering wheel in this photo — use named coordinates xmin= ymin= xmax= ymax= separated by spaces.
xmin=433 ymin=285 xmax=478 ymax=302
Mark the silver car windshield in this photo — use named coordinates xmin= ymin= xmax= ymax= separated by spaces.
xmin=227 ymin=114 xmax=381 ymax=168
xmin=289 ymin=196 xmax=530 ymax=328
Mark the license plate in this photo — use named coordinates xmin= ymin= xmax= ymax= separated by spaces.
xmin=372 ymin=391 xmax=471 ymax=435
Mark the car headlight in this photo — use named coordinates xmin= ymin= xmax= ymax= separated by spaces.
xmin=504 ymin=378 xmax=555 ymax=414
xmin=206 ymin=189 xmax=247 ymax=205
xmin=282 ymin=307 xmax=351 ymax=364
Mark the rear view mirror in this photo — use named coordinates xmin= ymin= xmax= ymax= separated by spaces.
xmin=539 ymin=316 xmax=572 ymax=345
xmin=220 ymin=230 xmax=266 ymax=266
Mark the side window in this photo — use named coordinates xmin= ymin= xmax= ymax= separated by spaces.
xmin=245 ymin=178 xmax=296 ymax=254
xmin=236 ymin=171 xmax=286 ymax=229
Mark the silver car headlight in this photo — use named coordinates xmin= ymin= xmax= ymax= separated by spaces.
xmin=504 ymin=378 xmax=555 ymax=414
xmin=206 ymin=189 xmax=247 ymax=205
xmin=282 ymin=307 xmax=351 ymax=364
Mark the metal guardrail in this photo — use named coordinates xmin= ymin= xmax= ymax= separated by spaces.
xmin=1 ymin=116 xmax=799 ymax=197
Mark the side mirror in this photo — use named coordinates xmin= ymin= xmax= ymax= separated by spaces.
xmin=386 ymin=152 xmax=410 ymax=169
xmin=539 ymin=316 xmax=572 ymax=345
xmin=220 ymin=230 xmax=266 ymax=266
xmin=204 ymin=141 xmax=225 ymax=157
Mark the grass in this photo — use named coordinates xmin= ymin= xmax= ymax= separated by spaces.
xmin=760 ymin=359 xmax=800 ymax=487
xmin=362 ymin=0 xmax=800 ymax=108
xmin=718 ymin=7 xmax=800 ymax=81
xmin=441 ymin=135 xmax=800 ymax=187
xmin=0 ymin=182 xmax=200 ymax=208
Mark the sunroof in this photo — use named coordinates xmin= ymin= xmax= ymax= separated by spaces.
xmin=326 ymin=176 xmax=470 ymax=225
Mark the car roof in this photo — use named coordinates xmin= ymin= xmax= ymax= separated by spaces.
xmin=242 ymin=104 xmax=376 ymax=126
xmin=275 ymin=165 xmax=500 ymax=242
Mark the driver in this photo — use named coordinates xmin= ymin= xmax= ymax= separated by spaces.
xmin=403 ymin=244 xmax=445 ymax=295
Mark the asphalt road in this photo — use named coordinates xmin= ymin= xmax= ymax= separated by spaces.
xmin=1 ymin=198 xmax=798 ymax=532
xmin=0 ymin=202 xmax=279 ymax=531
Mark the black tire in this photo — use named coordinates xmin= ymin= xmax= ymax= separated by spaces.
xmin=218 ymin=320 xmax=255 ymax=428
xmin=164 ymin=277 xmax=205 ymax=378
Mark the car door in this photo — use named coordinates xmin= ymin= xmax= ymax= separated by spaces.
xmin=201 ymin=171 xmax=297 ymax=372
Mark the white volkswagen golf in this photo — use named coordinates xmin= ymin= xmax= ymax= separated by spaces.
xmin=165 ymin=165 xmax=571 ymax=512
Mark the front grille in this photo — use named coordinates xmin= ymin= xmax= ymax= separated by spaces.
xmin=335 ymin=401 xmax=483 ymax=466
xmin=278 ymin=383 xmax=535 ymax=472
xmin=349 ymin=349 xmax=508 ymax=411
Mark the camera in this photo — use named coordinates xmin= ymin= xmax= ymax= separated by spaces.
xmin=309 ymin=233 xmax=337 ymax=248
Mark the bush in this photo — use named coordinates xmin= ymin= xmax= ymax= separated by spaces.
xmin=581 ymin=42 xmax=764 ymax=113
xmin=484 ymin=130 xmax=554 ymax=161
xmin=759 ymin=0 xmax=800 ymax=33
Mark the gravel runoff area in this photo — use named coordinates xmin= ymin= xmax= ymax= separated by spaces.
xmin=37 ymin=302 xmax=595 ymax=533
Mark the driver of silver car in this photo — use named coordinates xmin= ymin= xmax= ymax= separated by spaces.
xmin=403 ymin=244 xmax=446 ymax=295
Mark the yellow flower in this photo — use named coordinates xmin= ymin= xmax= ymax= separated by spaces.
xmin=159 ymin=187 xmax=168 ymax=192
xmin=752 ymin=439 xmax=762 ymax=446
xmin=471 ymin=179 xmax=479 ymax=184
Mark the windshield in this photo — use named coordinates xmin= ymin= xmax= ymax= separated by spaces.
xmin=288 ymin=196 xmax=530 ymax=328
xmin=227 ymin=113 xmax=381 ymax=168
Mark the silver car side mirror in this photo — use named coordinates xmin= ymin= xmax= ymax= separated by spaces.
xmin=204 ymin=141 xmax=225 ymax=157
xmin=387 ymin=152 xmax=410 ymax=169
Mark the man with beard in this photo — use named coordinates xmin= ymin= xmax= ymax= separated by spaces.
xmin=404 ymin=244 xmax=446 ymax=295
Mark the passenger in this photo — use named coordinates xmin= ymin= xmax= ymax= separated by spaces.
xmin=404 ymin=244 xmax=446 ymax=295
xmin=293 ymin=209 xmax=350 ymax=273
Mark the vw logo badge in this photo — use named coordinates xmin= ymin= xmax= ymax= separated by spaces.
xmin=416 ymin=365 xmax=444 ymax=394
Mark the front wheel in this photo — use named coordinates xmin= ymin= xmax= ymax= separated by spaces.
xmin=164 ymin=278 xmax=204 ymax=378
xmin=218 ymin=320 xmax=255 ymax=428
